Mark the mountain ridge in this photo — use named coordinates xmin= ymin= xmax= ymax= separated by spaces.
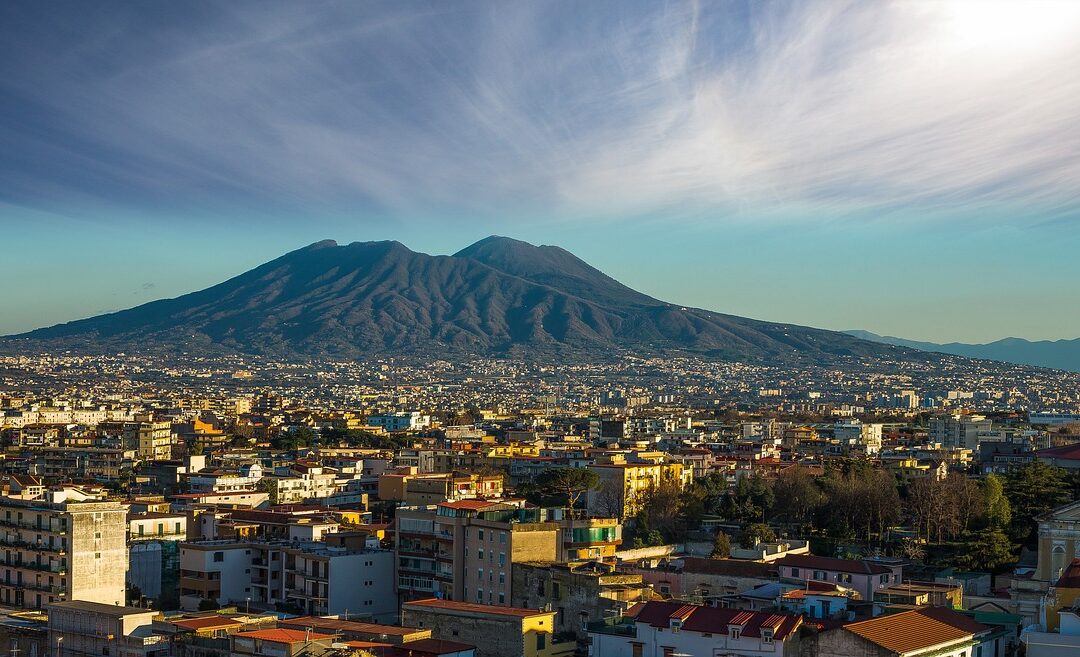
xmin=846 ymin=330 xmax=1080 ymax=373
xmin=6 ymin=237 xmax=909 ymax=363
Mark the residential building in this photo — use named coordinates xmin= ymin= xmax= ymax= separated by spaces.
xmin=0 ymin=492 xmax=128 ymax=609
xmin=396 ymin=500 xmax=559 ymax=605
xmin=586 ymin=600 xmax=802 ymax=657
xmin=48 ymin=600 xmax=166 ymax=657
xmin=284 ymin=543 xmax=395 ymax=621
xmin=401 ymin=598 xmax=574 ymax=657
xmin=368 ymin=412 xmax=431 ymax=432
xmin=930 ymin=414 xmax=992 ymax=450
xmin=230 ymin=628 xmax=336 ymax=657
xmin=775 ymin=554 xmax=902 ymax=602
xmin=812 ymin=607 xmax=987 ymax=657
xmin=512 ymin=561 xmax=655 ymax=643
xmin=179 ymin=539 xmax=395 ymax=617
xmin=586 ymin=457 xmax=690 ymax=518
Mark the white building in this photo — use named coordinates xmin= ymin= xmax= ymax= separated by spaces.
xmin=367 ymin=412 xmax=431 ymax=432
xmin=833 ymin=420 xmax=883 ymax=455
xmin=588 ymin=601 xmax=802 ymax=657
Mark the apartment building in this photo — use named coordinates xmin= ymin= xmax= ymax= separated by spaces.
xmin=48 ymin=600 xmax=167 ymax=657
xmin=776 ymin=554 xmax=903 ymax=602
xmin=587 ymin=601 xmax=803 ymax=657
xmin=0 ymin=492 xmax=128 ymax=609
xmin=28 ymin=447 xmax=134 ymax=480
xmin=128 ymin=511 xmax=186 ymax=607
xmin=401 ymin=599 xmax=573 ymax=657
xmin=284 ymin=544 xmax=395 ymax=620
xmin=179 ymin=539 xmax=395 ymax=619
xmin=396 ymin=500 xmax=560 ymax=606
xmin=262 ymin=463 xmax=340 ymax=505
xmin=586 ymin=456 xmax=690 ymax=518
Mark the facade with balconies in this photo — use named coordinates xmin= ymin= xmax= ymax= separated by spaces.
xmin=0 ymin=494 xmax=127 ymax=609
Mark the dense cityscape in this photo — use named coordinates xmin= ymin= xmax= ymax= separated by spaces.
xmin=0 ymin=349 xmax=1077 ymax=656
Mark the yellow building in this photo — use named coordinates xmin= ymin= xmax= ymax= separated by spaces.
xmin=401 ymin=598 xmax=575 ymax=657
xmin=587 ymin=456 xmax=691 ymax=518
xmin=883 ymin=457 xmax=932 ymax=479
xmin=1044 ymin=559 xmax=1080 ymax=632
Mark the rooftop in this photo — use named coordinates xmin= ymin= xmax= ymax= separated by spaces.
xmin=843 ymin=607 xmax=984 ymax=654
xmin=403 ymin=599 xmax=552 ymax=619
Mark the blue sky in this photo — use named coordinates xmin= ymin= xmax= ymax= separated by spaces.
xmin=2 ymin=1 xmax=1079 ymax=342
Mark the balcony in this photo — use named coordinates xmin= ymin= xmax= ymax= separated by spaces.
xmin=25 ymin=582 xmax=64 ymax=594
xmin=586 ymin=619 xmax=637 ymax=637
xmin=0 ymin=519 xmax=64 ymax=533
xmin=0 ymin=536 xmax=67 ymax=554
xmin=13 ymin=562 xmax=66 ymax=575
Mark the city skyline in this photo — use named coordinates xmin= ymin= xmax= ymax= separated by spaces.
xmin=3 ymin=1 xmax=1080 ymax=342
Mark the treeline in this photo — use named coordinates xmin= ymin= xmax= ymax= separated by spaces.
xmin=269 ymin=426 xmax=412 ymax=451
xmin=625 ymin=459 xmax=1079 ymax=573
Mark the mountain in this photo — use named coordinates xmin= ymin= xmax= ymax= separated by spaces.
xmin=846 ymin=330 xmax=1080 ymax=373
xmin=7 ymin=236 xmax=910 ymax=363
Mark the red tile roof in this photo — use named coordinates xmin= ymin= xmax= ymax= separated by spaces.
xmin=631 ymin=601 xmax=802 ymax=639
xmin=234 ymin=629 xmax=335 ymax=643
xmin=843 ymin=608 xmax=978 ymax=653
xmin=913 ymin=607 xmax=989 ymax=635
xmin=1057 ymin=559 xmax=1080 ymax=588
xmin=1037 ymin=443 xmax=1080 ymax=461
xmin=776 ymin=554 xmax=892 ymax=575
xmin=170 ymin=615 xmax=243 ymax=631
xmin=436 ymin=500 xmax=501 ymax=510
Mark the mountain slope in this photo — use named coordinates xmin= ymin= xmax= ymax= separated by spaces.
xmin=847 ymin=330 xmax=1080 ymax=373
xmin=7 ymin=237 xmax=908 ymax=362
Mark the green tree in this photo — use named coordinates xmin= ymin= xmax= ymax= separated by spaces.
xmin=633 ymin=475 xmax=686 ymax=541
xmin=773 ymin=466 xmax=825 ymax=525
xmin=711 ymin=531 xmax=732 ymax=558
xmin=740 ymin=523 xmax=776 ymax=548
xmin=981 ymin=474 xmax=1012 ymax=530
xmin=535 ymin=468 xmax=599 ymax=510
xmin=198 ymin=598 xmax=220 ymax=611
xmin=747 ymin=472 xmax=775 ymax=521
xmin=956 ymin=528 xmax=1016 ymax=573
xmin=1005 ymin=461 xmax=1072 ymax=545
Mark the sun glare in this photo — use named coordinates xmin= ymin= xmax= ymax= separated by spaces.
xmin=943 ymin=0 xmax=1080 ymax=53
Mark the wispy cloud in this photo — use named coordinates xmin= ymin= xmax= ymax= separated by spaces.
xmin=1 ymin=0 xmax=1078 ymax=225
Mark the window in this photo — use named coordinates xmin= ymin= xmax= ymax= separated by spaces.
xmin=478 ymin=549 xmax=484 ymax=560
xmin=762 ymin=628 xmax=774 ymax=645
xmin=499 ymin=552 xmax=506 ymax=567
xmin=499 ymin=572 xmax=505 ymax=584
xmin=537 ymin=634 xmax=546 ymax=650
xmin=500 ymin=532 xmax=507 ymax=544
xmin=478 ymin=530 xmax=484 ymax=540
xmin=213 ymin=552 xmax=224 ymax=562
xmin=880 ymin=574 xmax=889 ymax=584
xmin=478 ymin=568 xmax=484 ymax=580
xmin=631 ymin=643 xmax=644 ymax=657
xmin=729 ymin=626 xmax=741 ymax=640
xmin=499 ymin=592 xmax=505 ymax=604
xmin=791 ymin=567 xmax=799 ymax=577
